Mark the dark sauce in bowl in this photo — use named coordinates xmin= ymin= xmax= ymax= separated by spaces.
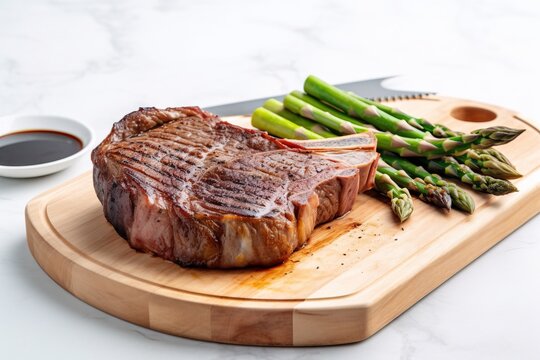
xmin=0 ymin=130 xmax=83 ymax=166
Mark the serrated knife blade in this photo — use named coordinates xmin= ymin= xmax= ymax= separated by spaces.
xmin=205 ymin=76 xmax=435 ymax=117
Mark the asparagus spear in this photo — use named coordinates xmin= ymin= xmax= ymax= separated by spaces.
xmin=349 ymin=96 xmax=522 ymax=166
xmin=475 ymin=148 xmax=515 ymax=166
xmin=374 ymin=171 xmax=414 ymax=222
xmin=377 ymin=160 xmax=452 ymax=210
xmin=348 ymin=92 xmax=525 ymax=165
xmin=296 ymin=87 xmax=522 ymax=179
xmin=304 ymin=75 xmax=525 ymax=147
xmin=251 ymin=108 xmax=323 ymax=140
xmin=455 ymin=150 xmax=522 ymax=179
xmin=282 ymin=94 xmax=514 ymax=157
xmin=419 ymin=157 xmax=518 ymax=195
xmin=283 ymin=94 xmax=367 ymax=135
xmin=350 ymin=95 xmax=521 ymax=174
xmin=304 ymin=76 xmax=427 ymax=138
xmin=348 ymin=92 xmax=462 ymax=137
xmin=294 ymin=90 xmax=514 ymax=159
xmin=471 ymin=126 xmax=526 ymax=148
xmin=381 ymin=153 xmax=475 ymax=213
xmin=263 ymin=99 xmax=336 ymax=138
xmin=289 ymin=90 xmax=374 ymax=129
xmin=295 ymin=88 xmax=521 ymax=175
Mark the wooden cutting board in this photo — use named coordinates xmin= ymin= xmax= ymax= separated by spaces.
xmin=25 ymin=96 xmax=540 ymax=346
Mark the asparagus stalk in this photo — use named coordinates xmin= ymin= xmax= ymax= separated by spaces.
xmin=374 ymin=171 xmax=414 ymax=222
xmin=350 ymin=95 xmax=522 ymax=166
xmin=304 ymin=76 xmax=427 ymax=138
xmin=294 ymin=90 xmax=508 ymax=157
xmin=304 ymin=75 xmax=525 ymax=147
xmin=455 ymin=150 xmax=522 ymax=179
xmin=381 ymin=153 xmax=475 ymax=213
xmin=283 ymin=94 xmax=367 ymax=135
xmin=350 ymin=94 xmax=525 ymax=153
xmin=377 ymin=160 xmax=452 ymax=210
xmin=348 ymin=92 xmax=462 ymax=137
xmin=289 ymin=90 xmax=375 ymax=129
xmin=419 ymin=157 xmax=518 ymax=195
xmin=282 ymin=94 xmax=514 ymax=157
xmin=251 ymin=108 xmax=323 ymax=140
xmin=296 ymin=87 xmax=521 ymax=176
xmin=297 ymin=87 xmax=522 ymax=179
xmin=350 ymin=95 xmax=521 ymax=175
xmin=263 ymin=99 xmax=336 ymax=138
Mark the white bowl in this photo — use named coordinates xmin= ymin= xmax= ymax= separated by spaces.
xmin=0 ymin=115 xmax=93 ymax=178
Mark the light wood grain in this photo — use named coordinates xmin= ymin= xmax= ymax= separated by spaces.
xmin=25 ymin=96 xmax=540 ymax=346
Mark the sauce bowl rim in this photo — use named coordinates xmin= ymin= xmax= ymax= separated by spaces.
xmin=0 ymin=114 xmax=94 ymax=172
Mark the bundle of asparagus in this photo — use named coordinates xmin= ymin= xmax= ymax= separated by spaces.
xmin=251 ymin=75 xmax=525 ymax=222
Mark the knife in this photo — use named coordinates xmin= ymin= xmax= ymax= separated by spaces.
xmin=205 ymin=76 xmax=435 ymax=116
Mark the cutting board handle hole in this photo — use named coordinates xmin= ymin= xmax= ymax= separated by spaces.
xmin=450 ymin=106 xmax=497 ymax=122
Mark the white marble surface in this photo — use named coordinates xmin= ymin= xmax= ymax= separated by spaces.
xmin=1 ymin=0 xmax=539 ymax=358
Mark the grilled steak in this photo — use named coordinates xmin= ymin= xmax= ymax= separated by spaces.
xmin=92 ymin=107 xmax=378 ymax=268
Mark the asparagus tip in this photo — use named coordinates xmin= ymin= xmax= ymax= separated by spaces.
xmin=482 ymin=160 xmax=523 ymax=179
xmin=391 ymin=195 xmax=414 ymax=223
xmin=483 ymin=177 xmax=519 ymax=195
xmin=422 ymin=184 xmax=452 ymax=210
xmin=447 ymin=186 xmax=476 ymax=214
xmin=472 ymin=126 xmax=526 ymax=147
xmin=476 ymin=148 xmax=515 ymax=167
